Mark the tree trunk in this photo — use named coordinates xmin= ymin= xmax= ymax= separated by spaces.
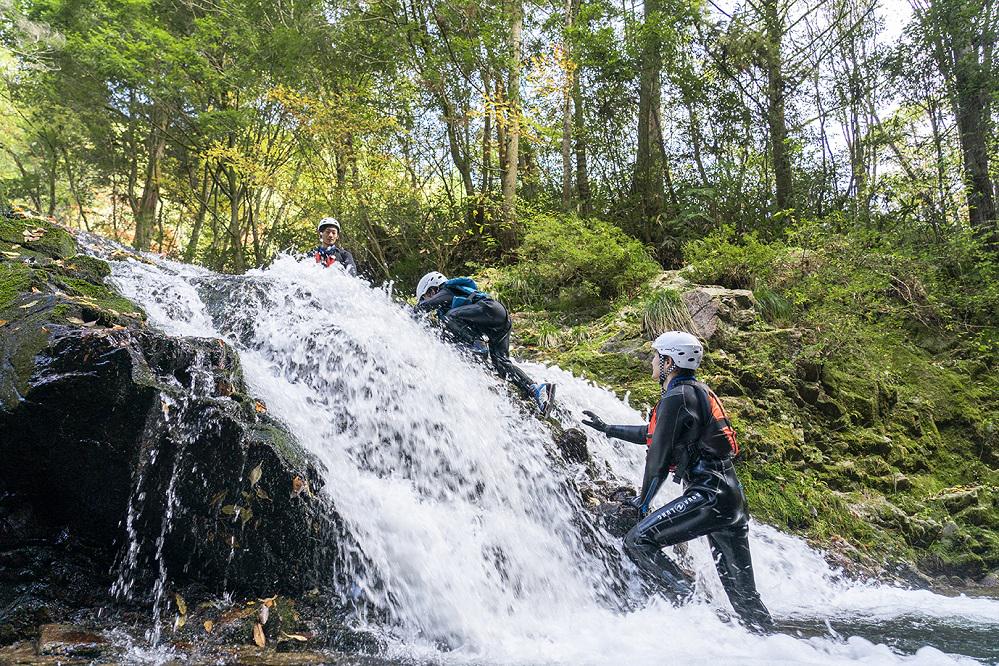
xmin=439 ymin=94 xmax=475 ymax=198
xmin=763 ymin=0 xmax=793 ymax=213
xmin=482 ymin=69 xmax=494 ymax=196
xmin=184 ymin=163 xmax=215 ymax=264
xmin=561 ymin=0 xmax=575 ymax=210
xmin=133 ymin=109 xmax=167 ymax=252
xmin=226 ymin=164 xmax=245 ymax=273
xmin=501 ymin=0 xmax=522 ymax=236
xmin=632 ymin=0 xmax=665 ymax=238
xmin=572 ymin=49 xmax=591 ymax=216
xmin=61 ymin=146 xmax=90 ymax=231
xmin=952 ymin=43 xmax=996 ymax=232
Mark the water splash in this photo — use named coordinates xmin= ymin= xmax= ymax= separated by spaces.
xmin=106 ymin=252 xmax=999 ymax=664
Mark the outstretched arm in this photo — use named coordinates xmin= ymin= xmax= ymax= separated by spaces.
xmin=581 ymin=410 xmax=647 ymax=445
xmin=416 ymin=289 xmax=453 ymax=312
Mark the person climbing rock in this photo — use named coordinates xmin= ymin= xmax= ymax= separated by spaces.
xmin=415 ymin=271 xmax=556 ymax=416
xmin=581 ymin=331 xmax=773 ymax=632
xmin=311 ymin=217 xmax=357 ymax=275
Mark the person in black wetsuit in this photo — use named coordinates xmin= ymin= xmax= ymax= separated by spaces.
xmin=415 ymin=271 xmax=556 ymax=415
xmin=311 ymin=217 xmax=357 ymax=275
xmin=581 ymin=330 xmax=773 ymax=632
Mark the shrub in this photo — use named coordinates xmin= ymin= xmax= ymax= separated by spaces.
xmin=754 ymin=284 xmax=793 ymax=326
xmin=484 ymin=211 xmax=659 ymax=310
xmin=642 ymin=288 xmax=695 ymax=338
xmin=683 ymin=226 xmax=784 ymax=289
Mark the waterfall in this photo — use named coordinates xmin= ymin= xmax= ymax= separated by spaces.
xmin=106 ymin=251 xmax=999 ymax=665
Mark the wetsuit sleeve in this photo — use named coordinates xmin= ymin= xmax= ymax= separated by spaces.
xmin=604 ymin=425 xmax=647 ymax=445
xmin=639 ymin=387 xmax=699 ymax=502
xmin=416 ymin=288 xmax=454 ymax=312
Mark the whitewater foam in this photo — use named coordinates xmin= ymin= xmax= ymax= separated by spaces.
xmin=107 ymin=252 xmax=999 ymax=665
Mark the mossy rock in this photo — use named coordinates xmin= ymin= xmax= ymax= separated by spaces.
xmin=0 ymin=217 xmax=76 ymax=260
xmin=0 ymin=262 xmax=35 ymax=311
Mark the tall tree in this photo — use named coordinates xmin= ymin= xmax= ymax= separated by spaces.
xmin=913 ymin=0 xmax=997 ymax=234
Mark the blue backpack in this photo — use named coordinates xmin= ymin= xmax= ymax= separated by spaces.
xmin=444 ymin=277 xmax=490 ymax=310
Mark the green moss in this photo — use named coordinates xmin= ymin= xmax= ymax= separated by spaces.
xmin=64 ymin=255 xmax=112 ymax=283
xmin=57 ymin=275 xmax=141 ymax=316
xmin=0 ymin=262 xmax=34 ymax=311
xmin=0 ymin=217 xmax=76 ymax=259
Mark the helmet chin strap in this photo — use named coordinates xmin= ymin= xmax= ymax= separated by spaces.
xmin=658 ymin=354 xmax=672 ymax=394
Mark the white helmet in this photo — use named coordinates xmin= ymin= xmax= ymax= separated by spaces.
xmin=416 ymin=271 xmax=447 ymax=301
xmin=652 ymin=331 xmax=703 ymax=370
xmin=317 ymin=217 xmax=340 ymax=233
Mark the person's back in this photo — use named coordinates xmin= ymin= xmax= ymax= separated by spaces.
xmin=415 ymin=272 xmax=555 ymax=415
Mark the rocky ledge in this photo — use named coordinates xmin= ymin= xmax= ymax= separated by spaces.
xmin=0 ymin=217 xmax=375 ymax=662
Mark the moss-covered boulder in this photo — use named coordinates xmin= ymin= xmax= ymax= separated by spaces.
xmin=0 ymin=219 xmax=359 ymax=649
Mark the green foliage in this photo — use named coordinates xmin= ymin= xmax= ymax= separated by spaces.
xmin=484 ymin=211 xmax=658 ymax=310
xmin=753 ymin=284 xmax=793 ymax=326
xmin=641 ymin=288 xmax=693 ymax=338
xmin=682 ymin=226 xmax=784 ymax=289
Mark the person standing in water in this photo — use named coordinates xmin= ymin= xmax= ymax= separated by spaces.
xmin=415 ymin=271 xmax=556 ymax=416
xmin=581 ymin=331 xmax=773 ymax=631
xmin=311 ymin=217 xmax=357 ymax=275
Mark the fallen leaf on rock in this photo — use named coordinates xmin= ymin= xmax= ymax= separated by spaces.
xmin=82 ymin=320 xmax=98 ymax=327
xmin=204 ymin=620 xmax=214 ymax=633
xmin=254 ymin=400 xmax=267 ymax=413
xmin=20 ymin=300 xmax=38 ymax=309
xmin=221 ymin=504 xmax=237 ymax=516
xmin=176 ymin=614 xmax=187 ymax=630
xmin=111 ymin=324 xmax=126 ymax=331
xmin=249 ymin=463 xmax=262 ymax=487
xmin=261 ymin=595 xmax=277 ymax=606
xmin=0 ymin=321 xmax=7 ymax=327
xmin=252 ymin=622 xmax=265 ymax=647
xmin=30 ymin=287 xmax=40 ymax=293
xmin=175 ymin=593 xmax=187 ymax=615
xmin=282 ymin=633 xmax=308 ymax=642
xmin=66 ymin=317 xmax=86 ymax=325
xmin=257 ymin=604 xmax=269 ymax=625
xmin=291 ymin=476 xmax=309 ymax=497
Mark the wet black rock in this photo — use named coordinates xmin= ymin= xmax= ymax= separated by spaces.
xmin=0 ymin=219 xmax=359 ymax=648
xmin=555 ymin=427 xmax=589 ymax=463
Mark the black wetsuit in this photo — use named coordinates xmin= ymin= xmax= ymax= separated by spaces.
xmin=312 ymin=245 xmax=357 ymax=275
xmin=605 ymin=375 xmax=773 ymax=631
xmin=416 ymin=286 xmax=538 ymax=396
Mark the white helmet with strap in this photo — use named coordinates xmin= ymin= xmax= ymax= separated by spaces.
xmin=652 ymin=330 xmax=703 ymax=370
xmin=416 ymin=271 xmax=447 ymax=301
xmin=317 ymin=217 xmax=340 ymax=233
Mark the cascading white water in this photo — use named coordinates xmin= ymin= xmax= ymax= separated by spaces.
xmin=107 ymin=252 xmax=999 ymax=665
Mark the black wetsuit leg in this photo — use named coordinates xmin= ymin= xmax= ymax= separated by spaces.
xmin=446 ymin=300 xmax=538 ymax=395
xmin=622 ymin=459 xmax=772 ymax=628
xmin=706 ymin=523 xmax=773 ymax=631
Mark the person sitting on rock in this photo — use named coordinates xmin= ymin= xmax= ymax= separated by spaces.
xmin=311 ymin=217 xmax=357 ymax=275
xmin=581 ymin=330 xmax=773 ymax=632
xmin=414 ymin=271 xmax=555 ymax=416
